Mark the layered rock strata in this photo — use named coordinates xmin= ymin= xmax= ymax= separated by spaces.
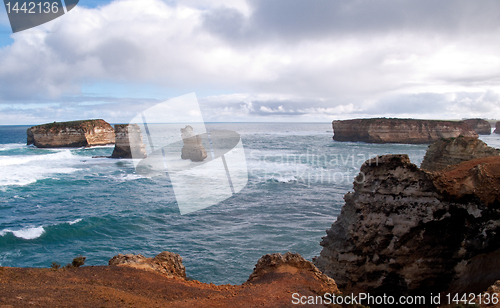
xmin=332 ymin=118 xmax=478 ymax=144
xmin=27 ymin=119 xmax=115 ymax=148
xmin=314 ymin=154 xmax=500 ymax=297
xmin=180 ymin=125 xmax=207 ymax=162
xmin=421 ymin=136 xmax=500 ymax=171
xmin=463 ymin=118 xmax=491 ymax=135
xmin=110 ymin=124 xmax=147 ymax=159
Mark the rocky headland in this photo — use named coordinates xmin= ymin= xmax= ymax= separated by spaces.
xmin=110 ymin=124 xmax=147 ymax=159
xmin=314 ymin=151 xmax=500 ymax=299
xmin=27 ymin=119 xmax=115 ymax=148
xmin=332 ymin=118 xmax=478 ymax=144
xmin=421 ymin=136 xmax=500 ymax=172
xmin=463 ymin=118 xmax=492 ymax=135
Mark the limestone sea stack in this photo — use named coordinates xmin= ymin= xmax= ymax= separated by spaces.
xmin=463 ymin=118 xmax=492 ymax=135
xmin=495 ymin=121 xmax=500 ymax=134
xmin=27 ymin=119 xmax=115 ymax=148
xmin=180 ymin=125 xmax=207 ymax=162
xmin=332 ymin=118 xmax=478 ymax=144
xmin=420 ymin=136 xmax=500 ymax=171
xmin=314 ymin=154 xmax=500 ymax=297
xmin=110 ymin=124 xmax=147 ymax=159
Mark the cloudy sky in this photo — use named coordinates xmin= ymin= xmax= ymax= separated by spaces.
xmin=1 ymin=0 xmax=500 ymax=124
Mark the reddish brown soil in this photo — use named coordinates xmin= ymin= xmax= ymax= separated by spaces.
xmin=0 ymin=265 xmax=338 ymax=308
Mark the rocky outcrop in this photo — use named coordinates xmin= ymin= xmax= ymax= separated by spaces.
xmin=314 ymin=154 xmax=500 ymax=298
xmin=247 ymin=252 xmax=339 ymax=295
xmin=332 ymin=118 xmax=478 ymax=144
xmin=420 ymin=136 xmax=500 ymax=171
xmin=109 ymin=251 xmax=186 ymax=279
xmin=463 ymin=118 xmax=491 ymax=135
xmin=180 ymin=125 xmax=207 ymax=162
xmin=27 ymin=119 xmax=115 ymax=148
xmin=495 ymin=121 xmax=500 ymax=134
xmin=110 ymin=124 xmax=147 ymax=159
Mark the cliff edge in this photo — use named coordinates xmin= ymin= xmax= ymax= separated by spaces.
xmin=332 ymin=118 xmax=477 ymax=144
xmin=463 ymin=118 xmax=491 ymax=135
xmin=27 ymin=119 xmax=115 ymax=148
xmin=314 ymin=154 xmax=500 ymax=298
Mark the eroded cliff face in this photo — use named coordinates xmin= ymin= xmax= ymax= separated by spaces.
xmin=110 ymin=124 xmax=147 ymax=159
xmin=27 ymin=119 xmax=115 ymax=148
xmin=463 ymin=118 xmax=491 ymax=135
xmin=495 ymin=121 xmax=500 ymax=134
xmin=332 ymin=118 xmax=478 ymax=144
xmin=421 ymin=136 xmax=500 ymax=172
xmin=314 ymin=154 xmax=500 ymax=297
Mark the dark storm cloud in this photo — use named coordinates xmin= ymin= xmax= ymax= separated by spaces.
xmin=203 ymin=0 xmax=500 ymax=43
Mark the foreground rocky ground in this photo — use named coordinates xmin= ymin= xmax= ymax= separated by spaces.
xmin=0 ymin=252 xmax=339 ymax=308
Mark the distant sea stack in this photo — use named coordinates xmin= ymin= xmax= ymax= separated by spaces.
xmin=110 ymin=124 xmax=147 ymax=159
xmin=463 ymin=118 xmax=491 ymax=135
xmin=27 ymin=119 xmax=115 ymax=148
xmin=421 ymin=136 xmax=500 ymax=172
xmin=332 ymin=118 xmax=478 ymax=144
xmin=495 ymin=121 xmax=500 ymax=134
xmin=180 ymin=126 xmax=207 ymax=162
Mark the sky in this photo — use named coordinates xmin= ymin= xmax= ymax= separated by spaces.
xmin=1 ymin=0 xmax=500 ymax=124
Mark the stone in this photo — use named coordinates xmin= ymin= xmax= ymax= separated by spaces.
xmin=109 ymin=251 xmax=186 ymax=279
xmin=332 ymin=118 xmax=478 ymax=144
xmin=180 ymin=126 xmax=207 ymax=162
xmin=27 ymin=119 xmax=115 ymax=148
xmin=314 ymin=153 xmax=500 ymax=297
xmin=110 ymin=124 xmax=147 ymax=159
xmin=463 ymin=118 xmax=491 ymax=135
xmin=420 ymin=136 xmax=500 ymax=172
xmin=495 ymin=121 xmax=500 ymax=134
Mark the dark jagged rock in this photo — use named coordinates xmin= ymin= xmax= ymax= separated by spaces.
xmin=27 ymin=119 xmax=115 ymax=148
xmin=180 ymin=125 xmax=207 ymax=162
xmin=463 ymin=118 xmax=491 ymax=135
xmin=314 ymin=154 xmax=500 ymax=297
xmin=110 ymin=124 xmax=147 ymax=159
xmin=332 ymin=118 xmax=478 ymax=144
xmin=420 ymin=136 xmax=500 ymax=171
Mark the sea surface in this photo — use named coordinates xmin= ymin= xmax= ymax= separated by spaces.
xmin=1 ymin=123 xmax=499 ymax=285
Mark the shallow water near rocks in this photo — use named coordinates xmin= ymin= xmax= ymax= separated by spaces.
xmin=1 ymin=123 xmax=498 ymax=284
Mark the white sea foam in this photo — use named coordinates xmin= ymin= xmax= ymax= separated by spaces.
xmin=268 ymin=175 xmax=297 ymax=183
xmin=0 ymin=150 xmax=80 ymax=187
xmin=0 ymin=226 xmax=45 ymax=240
xmin=68 ymin=219 xmax=82 ymax=225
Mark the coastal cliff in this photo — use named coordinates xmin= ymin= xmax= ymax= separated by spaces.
xmin=27 ymin=119 xmax=115 ymax=148
xmin=314 ymin=154 xmax=500 ymax=298
xmin=332 ymin=118 xmax=477 ymax=144
xmin=495 ymin=121 xmax=500 ymax=134
xmin=421 ymin=136 xmax=500 ymax=171
xmin=463 ymin=118 xmax=491 ymax=135
xmin=110 ymin=124 xmax=147 ymax=159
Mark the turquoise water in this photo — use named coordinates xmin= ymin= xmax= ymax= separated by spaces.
xmin=2 ymin=123 xmax=497 ymax=285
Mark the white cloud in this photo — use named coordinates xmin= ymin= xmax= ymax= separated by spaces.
xmin=1 ymin=0 xmax=500 ymax=124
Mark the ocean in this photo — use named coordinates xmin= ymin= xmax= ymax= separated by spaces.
xmin=1 ymin=123 xmax=499 ymax=285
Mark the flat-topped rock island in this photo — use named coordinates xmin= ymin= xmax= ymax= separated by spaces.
xmin=332 ymin=118 xmax=478 ymax=144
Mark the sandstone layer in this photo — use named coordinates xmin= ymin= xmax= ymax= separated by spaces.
xmin=27 ymin=119 xmax=115 ymax=148
xmin=314 ymin=154 xmax=500 ymax=298
xmin=463 ymin=118 xmax=492 ymax=135
xmin=332 ymin=118 xmax=478 ymax=144
xmin=0 ymin=252 xmax=338 ymax=308
xmin=180 ymin=125 xmax=207 ymax=162
xmin=421 ymin=136 xmax=500 ymax=172
xmin=110 ymin=124 xmax=147 ymax=159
